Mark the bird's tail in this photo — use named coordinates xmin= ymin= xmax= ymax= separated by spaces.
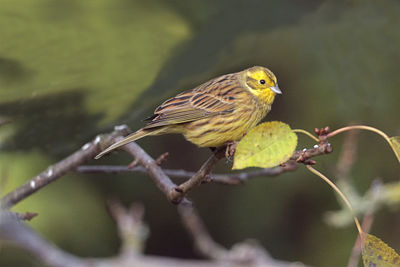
xmin=95 ymin=129 xmax=152 ymax=159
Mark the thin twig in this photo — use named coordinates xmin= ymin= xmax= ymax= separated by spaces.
xmin=13 ymin=211 xmax=39 ymax=221
xmin=347 ymin=212 xmax=374 ymax=267
xmin=118 ymin=136 xmax=184 ymax=203
xmin=170 ymin=148 xmax=225 ymax=203
xmin=178 ymin=200 xmax=304 ymax=264
xmin=306 ymin=165 xmax=363 ymax=235
xmin=290 ymin=141 xmax=333 ymax=163
xmin=77 ymin=163 xmax=298 ymax=185
xmin=327 ymin=125 xmax=400 ymax=163
xmin=155 ymin=152 xmax=169 ymax=165
xmin=177 ymin=202 xmax=229 ymax=260
xmin=336 ymin=129 xmax=360 ymax=181
xmin=327 ymin=125 xmax=389 ymax=140
xmin=293 ymin=129 xmax=320 ymax=142
xmin=0 ymin=211 xmax=84 ymax=267
xmin=107 ymin=199 xmax=147 ymax=256
xmin=0 ymin=208 xmax=301 ymax=267
xmin=346 ymin=178 xmax=382 ymax=267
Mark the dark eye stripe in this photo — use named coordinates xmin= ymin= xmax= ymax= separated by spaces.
xmin=246 ymin=77 xmax=260 ymax=89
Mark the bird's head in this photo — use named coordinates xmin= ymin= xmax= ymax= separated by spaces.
xmin=243 ymin=66 xmax=281 ymax=105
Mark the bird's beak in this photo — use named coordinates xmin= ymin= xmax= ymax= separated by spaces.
xmin=270 ymin=85 xmax=282 ymax=94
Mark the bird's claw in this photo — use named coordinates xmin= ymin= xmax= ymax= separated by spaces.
xmin=225 ymin=141 xmax=238 ymax=159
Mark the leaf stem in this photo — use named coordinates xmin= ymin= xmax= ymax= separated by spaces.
xmin=328 ymin=125 xmax=399 ymax=163
xmin=293 ymin=129 xmax=320 ymax=142
xmin=306 ymin=165 xmax=363 ymax=236
xmin=328 ymin=125 xmax=389 ymax=140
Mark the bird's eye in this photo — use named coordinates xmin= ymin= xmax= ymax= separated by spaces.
xmin=259 ymin=79 xmax=266 ymax=84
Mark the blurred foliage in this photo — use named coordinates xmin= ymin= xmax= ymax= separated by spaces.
xmin=0 ymin=151 xmax=117 ymax=256
xmin=325 ymin=179 xmax=400 ymax=228
xmin=0 ymin=0 xmax=191 ymax=124
xmin=0 ymin=0 xmax=399 ymax=267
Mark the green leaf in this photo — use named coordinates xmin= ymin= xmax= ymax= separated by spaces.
xmin=362 ymin=234 xmax=400 ymax=267
xmin=233 ymin=121 xmax=297 ymax=170
xmin=389 ymin=136 xmax=400 ymax=163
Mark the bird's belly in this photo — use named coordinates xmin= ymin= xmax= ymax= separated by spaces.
xmin=182 ymin=108 xmax=265 ymax=147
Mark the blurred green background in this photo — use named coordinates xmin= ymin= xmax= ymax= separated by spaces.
xmin=0 ymin=0 xmax=399 ymax=266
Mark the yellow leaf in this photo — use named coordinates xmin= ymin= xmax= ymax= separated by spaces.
xmin=362 ymin=234 xmax=400 ymax=267
xmin=233 ymin=121 xmax=297 ymax=170
xmin=389 ymin=136 xmax=400 ymax=163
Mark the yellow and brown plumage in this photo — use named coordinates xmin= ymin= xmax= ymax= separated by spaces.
xmin=95 ymin=66 xmax=281 ymax=159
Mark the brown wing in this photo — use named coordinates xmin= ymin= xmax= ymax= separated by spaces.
xmin=143 ymin=75 xmax=239 ymax=129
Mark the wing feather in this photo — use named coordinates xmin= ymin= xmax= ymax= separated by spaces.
xmin=143 ymin=77 xmax=239 ymax=129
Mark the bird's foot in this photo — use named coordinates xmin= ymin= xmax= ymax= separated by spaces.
xmin=225 ymin=141 xmax=238 ymax=159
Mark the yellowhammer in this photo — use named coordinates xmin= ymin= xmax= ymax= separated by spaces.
xmin=95 ymin=66 xmax=281 ymax=159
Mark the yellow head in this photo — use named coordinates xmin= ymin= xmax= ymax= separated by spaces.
xmin=242 ymin=66 xmax=281 ymax=105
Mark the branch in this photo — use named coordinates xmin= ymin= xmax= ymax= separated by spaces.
xmin=97 ymin=129 xmax=307 ymax=265
xmin=107 ymin=199 xmax=148 ymax=256
xmin=169 ymin=149 xmax=225 ymax=203
xmin=289 ymin=141 xmax=333 ymax=164
xmin=118 ymin=135 xmax=179 ymax=202
xmin=0 ymin=127 xmax=131 ymax=208
xmin=0 ymin=124 xmax=332 ymax=267
xmin=0 ymin=211 xmax=84 ymax=267
xmin=177 ymin=203 xmax=297 ymax=265
xmin=11 ymin=211 xmax=38 ymax=221
xmin=76 ymin=140 xmax=332 ymax=187
xmin=177 ymin=202 xmax=228 ymax=259
xmin=0 ymin=207 xmax=304 ymax=267
xmin=178 ymin=203 xmax=302 ymax=266
xmin=1 ymin=124 xmax=333 ymax=208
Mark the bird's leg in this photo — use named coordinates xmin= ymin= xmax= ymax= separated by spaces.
xmin=223 ymin=132 xmax=246 ymax=159
xmin=224 ymin=141 xmax=239 ymax=159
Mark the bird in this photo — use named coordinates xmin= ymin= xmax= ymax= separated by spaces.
xmin=95 ymin=66 xmax=281 ymax=159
